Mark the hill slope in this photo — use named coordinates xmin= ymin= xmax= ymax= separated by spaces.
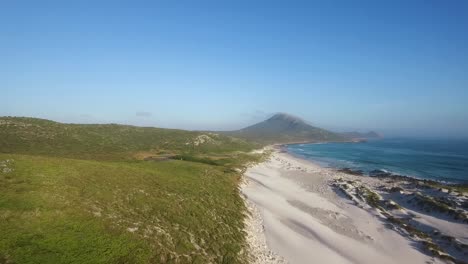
xmin=0 ymin=117 xmax=262 ymax=263
xmin=0 ymin=117 xmax=256 ymax=160
xmin=225 ymin=113 xmax=346 ymax=144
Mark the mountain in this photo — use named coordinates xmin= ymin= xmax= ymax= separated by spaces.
xmin=340 ymin=131 xmax=383 ymax=140
xmin=224 ymin=113 xmax=346 ymax=144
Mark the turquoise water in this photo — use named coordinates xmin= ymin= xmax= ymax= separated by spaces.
xmin=286 ymin=138 xmax=468 ymax=183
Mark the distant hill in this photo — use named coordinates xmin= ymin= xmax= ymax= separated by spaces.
xmin=223 ymin=113 xmax=346 ymax=144
xmin=340 ymin=131 xmax=383 ymax=140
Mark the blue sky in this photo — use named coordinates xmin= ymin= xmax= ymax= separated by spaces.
xmin=2 ymin=1 xmax=468 ymax=137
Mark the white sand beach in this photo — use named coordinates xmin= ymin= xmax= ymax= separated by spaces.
xmin=241 ymin=148 xmax=458 ymax=264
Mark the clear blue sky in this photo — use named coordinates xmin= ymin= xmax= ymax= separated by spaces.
xmin=2 ymin=0 xmax=468 ymax=137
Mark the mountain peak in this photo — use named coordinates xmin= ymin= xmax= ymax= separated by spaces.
xmin=224 ymin=112 xmax=345 ymax=144
xmin=267 ymin=113 xmax=305 ymax=124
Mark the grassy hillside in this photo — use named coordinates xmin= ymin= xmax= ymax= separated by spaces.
xmin=0 ymin=117 xmax=262 ymax=264
xmin=0 ymin=117 xmax=256 ymax=160
xmin=225 ymin=113 xmax=345 ymax=144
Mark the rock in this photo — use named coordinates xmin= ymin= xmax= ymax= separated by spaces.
xmin=369 ymin=169 xmax=392 ymax=177
xmin=338 ymin=168 xmax=364 ymax=176
xmin=389 ymin=186 xmax=404 ymax=193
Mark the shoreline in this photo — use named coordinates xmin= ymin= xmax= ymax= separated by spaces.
xmin=241 ymin=147 xmax=467 ymax=264
xmin=282 ymin=142 xmax=468 ymax=186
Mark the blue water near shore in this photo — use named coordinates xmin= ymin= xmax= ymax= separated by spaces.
xmin=286 ymin=138 xmax=468 ymax=183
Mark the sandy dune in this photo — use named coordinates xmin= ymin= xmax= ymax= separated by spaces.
xmin=242 ymin=150 xmax=445 ymax=264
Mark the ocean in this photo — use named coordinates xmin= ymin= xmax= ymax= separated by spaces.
xmin=286 ymin=138 xmax=468 ymax=183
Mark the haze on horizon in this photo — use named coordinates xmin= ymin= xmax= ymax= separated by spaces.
xmin=2 ymin=1 xmax=468 ymax=138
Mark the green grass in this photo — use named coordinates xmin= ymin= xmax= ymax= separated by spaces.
xmin=0 ymin=117 xmax=257 ymax=161
xmin=0 ymin=154 xmax=253 ymax=263
xmin=0 ymin=117 xmax=263 ymax=263
xmin=356 ymin=186 xmax=381 ymax=208
xmin=423 ymin=181 xmax=468 ymax=194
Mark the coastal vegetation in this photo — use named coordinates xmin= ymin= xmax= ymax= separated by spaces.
xmin=333 ymin=171 xmax=468 ymax=264
xmin=0 ymin=117 xmax=263 ymax=263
